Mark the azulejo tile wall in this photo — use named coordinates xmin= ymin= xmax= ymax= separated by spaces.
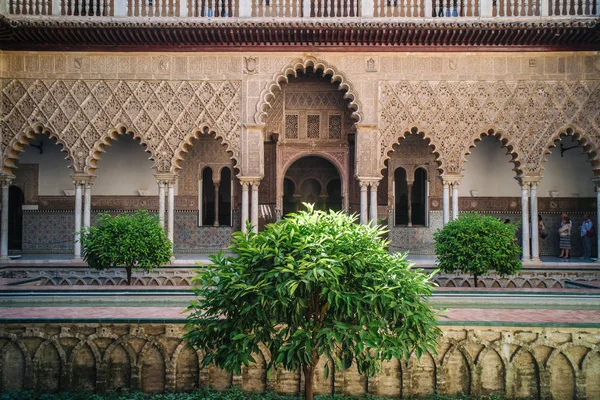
xmin=22 ymin=211 xmax=232 ymax=253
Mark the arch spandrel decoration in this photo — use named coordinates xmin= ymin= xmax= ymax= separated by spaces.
xmin=1 ymin=78 xmax=241 ymax=174
xmin=379 ymin=80 xmax=600 ymax=177
xmin=537 ymin=125 xmax=600 ymax=176
xmin=2 ymin=124 xmax=75 ymax=175
xmin=255 ymin=57 xmax=364 ymax=125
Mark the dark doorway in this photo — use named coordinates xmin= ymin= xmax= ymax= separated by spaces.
xmin=8 ymin=186 xmax=24 ymax=250
xmin=394 ymin=168 xmax=408 ymax=225
xmin=411 ymin=168 xmax=428 ymax=226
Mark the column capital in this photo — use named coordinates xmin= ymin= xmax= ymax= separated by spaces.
xmin=238 ymin=176 xmax=262 ymax=187
xmin=0 ymin=175 xmax=14 ymax=187
xmin=71 ymin=173 xmax=95 ymax=186
xmin=591 ymin=176 xmax=600 ymax=189
xmin=442 ymin=173 xmax=461 ymax=186
xmin=154 ymin=173 xmax=177 ymax=186
xmin=518 ymin=176 xmax=541 ymax=187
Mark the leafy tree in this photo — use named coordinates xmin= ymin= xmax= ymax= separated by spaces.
xmin=185 ymin=205 xmax=440 ymax=400
xmin=80 ymin=210 xmax=172 ymax=285
xmin=433 ymin=212 xmax=522 ymax=287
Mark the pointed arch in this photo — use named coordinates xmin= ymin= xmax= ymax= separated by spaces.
xmin=3 ymin=124 xmax=75 ymax=175
xmin=85 ymin=125 xmax=157 ymax=175
xmin=462 ymin=127 xmax=523 ymax=177
xmin=537 ymin=125 xmax=600 ymax=176
xmin=381 ymin=126 xmax=445 ymax=174
xmin=171 ymin=124 xmax=238 ymax=175
xmin=255 ymin=57 xmax=363 ymax=125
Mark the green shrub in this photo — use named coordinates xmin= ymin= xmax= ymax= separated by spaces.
xmin=433 ymin=212 xmax=522 ymax=287
xmin=80 ymin=210 xmax=173 ymax=285
xmin=185 ymin=205 xmax=440 ymax=400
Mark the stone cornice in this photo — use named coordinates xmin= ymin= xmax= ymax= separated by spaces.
xmin=0 ymin=15 xmax=597 ymax=51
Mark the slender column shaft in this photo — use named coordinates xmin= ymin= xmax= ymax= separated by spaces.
xmin=442 ymin=183 xmax=450 ymax=225
xmin=214 ymin=183 xmax=220 ymax=227
xmin=407 ymin=183 xmax=413 ymax=227
xmin=530 ymin=183 xmax=540 ymax=262
xmin=74 ymin=182 xmax=83 ymax=259
xmin=158 ymin=182 xmax=166 ymax=228
xmin=167 ymin=182 xmax=175 ymax=243
xmin=83 ymin=183 xmax=92 ymax=229
xmin=451 ymin=183 xmax=459 ymax=221
xmin=251 ymin=183 xmax=259 ymax=233
xmin=360 ymin=183 xmax=368 ymax=225
xmin=0 ymin=182 xmax=10 ymax=259
xmin=521 ymin=184 xmax=531 ymax=261
xmin=369 ymin=183 xmax=378 ymax=225
xmin=241 ymin=183 xmax=249 ymax=233
xmin=597 ymin=187 xmax=600 ymax=261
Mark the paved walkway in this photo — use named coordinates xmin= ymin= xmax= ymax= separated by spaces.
xmin=0 ymin=306 xmax=597 ymax=326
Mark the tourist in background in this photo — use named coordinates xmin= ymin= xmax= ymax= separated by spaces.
xmin=558 ymin=215 xmax=571 ymax=259
xmin=580 ymin=214 xmax=594 ymax=260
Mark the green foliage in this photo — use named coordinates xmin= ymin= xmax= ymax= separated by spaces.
xmin=0 ymin=388 xmax=506 ymax=400
xmin=80 ymin=210 xmax=172 ymax=284
xmin=185 ymin=205 xmax=440 ymax=400
xmin=433 ymin=212 xmax=522 ymax=287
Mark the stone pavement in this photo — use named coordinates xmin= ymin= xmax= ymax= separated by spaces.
xmin=0 ymin=306 xmax=598 ymax=326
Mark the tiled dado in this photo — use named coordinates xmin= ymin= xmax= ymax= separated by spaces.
xmin=428 ymin=197 xmax=596 ymax=212
xmin=0 ymin=323 xmax=598 ymax=398
xmin=22 ymin=211 xmax=232 ymax=253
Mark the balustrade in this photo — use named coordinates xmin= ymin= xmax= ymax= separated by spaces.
xmin=547 ymin=0 xmax=597 ymax=15
xmin=252 ymin=0 xmax=303 ymax=17
xmin=128 ymin=0 xmax=179 ymax=17
xmin=310 ymin=0 xmax=360 ymax=17
xmin=3 ymin=0 xmax=598 ymax=18
xmin=189 ymin=0 xmax=238 ymax=17
xmin=8 ymin=0 xmax=52 ymax=14
xmin=63 ymin=0 xmax=113 ymax=16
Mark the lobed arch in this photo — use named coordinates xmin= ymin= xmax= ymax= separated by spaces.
xmin=255 ymin=57 xmax=364 ymax=125
xmin=85 ymin=125 xmax=157 ymax=175
xmin=536 ymin=125 xmax=600 ymax=177
xmin=2 ymin=124 xmax=74 ymax=175
xmin=172 ymin=125 xmax=239 ymax=175
xmin=381 ymin=126 xmax=444 ymax=175
xmin=461 ymin=127 xmax=523 ymax=178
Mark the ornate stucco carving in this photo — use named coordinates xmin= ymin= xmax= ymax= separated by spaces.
xmin=255 ymin=57 xmax=363 ymax=125
xmin=1 ymin=79 xmax=241 ymax=174
xmin=379 ymin=80 xmax=600 ymax=176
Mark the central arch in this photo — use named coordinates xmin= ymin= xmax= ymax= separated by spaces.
xmin=255 ymin=57 xmax=364 ymax=125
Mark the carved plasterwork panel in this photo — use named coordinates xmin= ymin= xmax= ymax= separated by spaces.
xmin=1 ymin=79 xmax=241 ymax=173
xmin=379 ymin=80 xmax=600 ymax=176
xmin=12 ymin=163 xmax=39 ymax=204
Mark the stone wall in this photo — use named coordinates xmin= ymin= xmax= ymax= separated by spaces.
xmin=0 ymin=323 xmax=598 ymax=399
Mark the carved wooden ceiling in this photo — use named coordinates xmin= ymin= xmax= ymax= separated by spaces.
xmin=0 ymin=17 xmax=598 ymax=51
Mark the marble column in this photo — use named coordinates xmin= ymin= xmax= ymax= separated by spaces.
xmin=442 ymin=182 xmax=450 ymax=225
xmin=167 ymin=181 xmax=175 ymax=244
xmin=594 ymin=178 xmax=600 ymax=262
xmin=451 ymin=182 xmax=459 ymax=221
xmin=0 ymin=177 xmax=12 ymax=260
xmin=241 ymin=182 xmax=249 ymax=233
xmin=360 ymin=182 xmax=368 ymax=225
xmin=158 ymin=181 xmax=166 ymax=228
xmin=73 ymin=181 xmax=83 ymax=260
xmin=369 ymin=182 xmax=378 ymax=225
xmin=520 ymin=182 xmax=531 ymax=262
xmin=530 ymin=182 xmax=540 ymax=263
xmin=251 ymin=182 xmax=259 ymax=233
xmin=213 ymin=182 xmax=220 ymax=227
xmin=83 ymin=181 xmax=93 ymax=230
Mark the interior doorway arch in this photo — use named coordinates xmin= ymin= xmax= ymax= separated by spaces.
xmin=283 ymin=156 xmax=341 ymax=215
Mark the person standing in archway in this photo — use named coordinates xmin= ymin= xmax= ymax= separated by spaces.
xmin=558 ymin=214 xmax=571 ymax=259
xmin=580 ymin=214 xmax=594 ymax=260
